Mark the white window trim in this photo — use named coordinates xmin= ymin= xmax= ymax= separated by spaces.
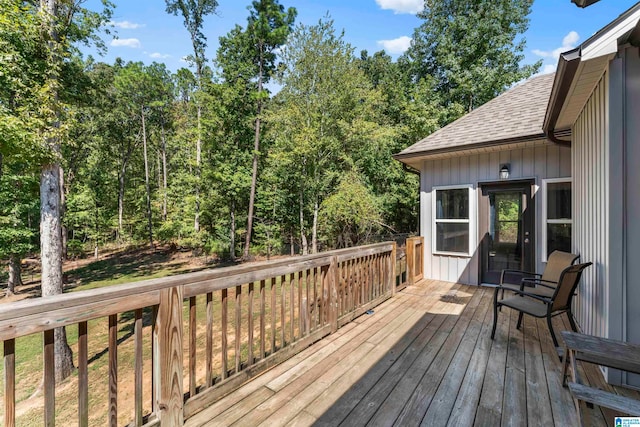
xmin=542 ymin=177 xmax=572 ymax=262
xmin=432 ymin=184 xmax=476 ymax=257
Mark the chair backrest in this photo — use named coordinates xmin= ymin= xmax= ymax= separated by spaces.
xmin=541 ymin=251 xmax=580 ymax=283
xmin=551 ymin=262 xmax=592 ymax=311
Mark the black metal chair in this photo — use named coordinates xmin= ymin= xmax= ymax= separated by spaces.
xmin=498 ymin=250 xmax=580 ymax=298
xmin=491 ymin=262 xmax=592 ymax=349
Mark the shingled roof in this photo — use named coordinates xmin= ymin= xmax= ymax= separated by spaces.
xmin=395 ymin=72 xmax=555 ymax=160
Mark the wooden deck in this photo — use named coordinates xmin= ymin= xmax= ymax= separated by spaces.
xmin=185 ymin=279 xmax=633 ymax=427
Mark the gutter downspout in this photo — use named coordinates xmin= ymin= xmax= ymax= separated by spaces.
xmin=545 ymin=129 xmax=572 ymax=147
xmin=543 ymin=48 xmax=582 ymax=147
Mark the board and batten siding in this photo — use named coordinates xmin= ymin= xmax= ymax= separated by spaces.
xmin=572 ymin=73 xmax=608 ymax=343
xmin=606 ymin=46 xmax=640 ymax=387
xmin=419 ymin=143 xmax=571 ymax=285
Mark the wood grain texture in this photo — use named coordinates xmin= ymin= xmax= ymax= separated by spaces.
xmin=189 ymin=296 xmax=196 ymax=397
xmin=109 ymin=314 xmax=118 ymax=427
xmin=329 ymin=257 xmax=338 ymax=333
xmin=44 ymin=329 xmax=54 ymax=427
xmin=134 ymin=309 xmax=143 ymax=426
xmin=205 ymin=292 xmax=213 ymax=388
xmin=77 ymin=322 xmax=88 ymax=427
xmin=270 ymin=277 xmax=276 ymax=354
xmin=191 ymin=279 xmax=628 ymax=427
xmin=221 ymin=288 xmax=228 ymax=380
xmin=4 ymin=338 xmax=15 ymax=427
xmin=235 ymin=285 xmax=242 ymax=374
xmin=260 ymin=280 xmax=265 ymax=360
xmin=156 ymin=286 xmax=184 ymax=426
xmin=248 ymin=282 xmax=254 ymax=366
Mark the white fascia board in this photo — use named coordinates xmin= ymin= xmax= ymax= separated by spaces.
xmin=582 ymin=10 xmax=640 ymax=60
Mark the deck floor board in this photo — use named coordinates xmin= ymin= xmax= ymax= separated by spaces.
xmin=185 ymin=280 xmax=639 ymax=427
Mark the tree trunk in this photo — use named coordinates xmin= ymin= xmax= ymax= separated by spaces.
xmin=299 ymin=191 xmax=308 ymax=255
xmin=290 ymin=233 xmax=294 ymax=256
xmin=59 ymin=166 xmax=67 ymax=260
xmin=141 ymin=107 xmax=153 ymax=249
xmin=244 ymin=44 xmax=265 ymax=260
xmin=41 ymin=164 xmax=75 ymax=382
xmin=160 ymin=121 xmax=168 ymax=221
xmin=40 ymin=0 xmax=74 ymax=384
xmin=312 ymin=198 xmax=319 ymax=254
xmin=118 ymin=169 xmax=125 ymax=241
xmin=230 ymin=200 xmax=236 ymax=261
xmin=195 ymin=103 xmax=201 ymax=233
xmin=7 ymin=256 xmax=22 ymax=296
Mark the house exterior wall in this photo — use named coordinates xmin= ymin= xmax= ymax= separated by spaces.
xmin=574 ymin=45 xmax=640 ymax=387
xmin=419 ymin=143 xmax=571 ymax=285
xmin=572 ymin=73 xmax=609 ymax=342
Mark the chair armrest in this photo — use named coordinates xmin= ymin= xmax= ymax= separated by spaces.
xmin=521 ymin=278 xmax=556 ymax=289
xmin=500 ymin=269 xmax=541 ymax=284
xmin=501 ymin=269 xmax=540 ymax=276
xmin=508 ymin=288 xmax=552 ymax=303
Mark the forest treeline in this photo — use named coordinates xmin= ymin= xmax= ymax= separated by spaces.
xmin=1 ymin=0 xmax=541 ymax=294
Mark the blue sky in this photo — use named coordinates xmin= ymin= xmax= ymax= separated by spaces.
xmin=84 ymin=0 xmax=639 ymax=75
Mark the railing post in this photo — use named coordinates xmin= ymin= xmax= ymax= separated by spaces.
xmin=391 ymin=243 xmax=397 ymax=296
xmin=406 ymin=238 xmax=415 ymax=286
xmin=329 ymin=256 xmax=339 ymax=333
xmin=417 ymin=237 xmax=424 ymax=281
xmin=155 ymin=286 xmax=184 ymax=427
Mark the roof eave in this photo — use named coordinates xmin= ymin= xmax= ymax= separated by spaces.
xmin=543 ymin=3 xmax=640 ymax=146
xmin=542 ymin=48 xmax=581 ymax=147
xmin=393 ymin=133 xmax=548 ymax=163
xmin=571 ymin=0 xmax=601 ymax=8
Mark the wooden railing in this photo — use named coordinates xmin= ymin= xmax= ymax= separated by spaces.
xmin=406 ymin=236 xmax=424 ymax=286
xmin=0 ymin=242 xmax=396 ymax=427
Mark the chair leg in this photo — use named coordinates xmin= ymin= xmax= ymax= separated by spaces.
xmin=517 ymin=312 xmax=524 ymax=330
xmin=547 ymin=315 xmax=559 ymax=348
xmin=491 ymin=289 xmax=499 ymax=340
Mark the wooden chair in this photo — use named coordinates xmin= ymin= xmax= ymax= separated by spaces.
xmin=498 ymin=250 xmax=580 ymax=298
xmin=561 ymin=331 xmax=640 ymax=426
xmin=491 ymin=262 xmax=592 ymax=349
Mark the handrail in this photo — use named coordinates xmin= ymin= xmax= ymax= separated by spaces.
xmin=1 ymin=242 xmax=398 ymax=427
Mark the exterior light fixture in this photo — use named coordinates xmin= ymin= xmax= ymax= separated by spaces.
xmin=499 ymin=164 xmax=510 ymax=180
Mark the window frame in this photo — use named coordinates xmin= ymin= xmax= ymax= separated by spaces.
xmin=542 ymin=177 xmax=572 ymax=262
xmin=432 ymin=184 xmax=476 ymax=257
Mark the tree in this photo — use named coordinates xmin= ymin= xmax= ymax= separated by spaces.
xmin=0 ymin=167 xmax=37 ymax=296
xmin=267 ymin=17 xmax=390 ymax=253
xmin=0 ymin=0 xmax=42 ymax=294
xmin=404 ymin=0 xmax=540 ymax=114
xmin=241 ymin=0 xmax=296 ymax=259
xmin=37 ymin=0 xmax=112 ymax=383
xmin=319 ymin=171 xmax=382 ymax=248
xmin=165 ymin=0 xmax=218 ymax=233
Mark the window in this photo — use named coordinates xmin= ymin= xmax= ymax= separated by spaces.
xmin=543 ymin=178 xmax=572 ymax=261
xmin=433 ymin=185 xmax=475 ymax=256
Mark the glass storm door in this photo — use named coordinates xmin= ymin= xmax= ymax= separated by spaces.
xmin=480 ymin=181 xmax=534 ymax=285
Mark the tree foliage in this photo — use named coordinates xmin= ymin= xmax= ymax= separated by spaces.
xmin=1 ymin=0 xmax=543 ymax=275
xmin=405 ymin=0 xmax=540 ymax=114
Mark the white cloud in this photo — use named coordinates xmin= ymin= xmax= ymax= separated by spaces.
xmin=375 ymin=0 xmax=424 ymax=14
xmin=542 ymin=64 xmax=557 ymax=74
xmin=149 ymin=52 xmax=171 ymax=59
xmin=377 ymin=36 xmax=412 ymax=54
xmin=532 ymin=31 xmax=580 ymax=59
xmin=110 ymin=38 xmax=141 ymax=48
xmin=109 ymin=20 xmax=144 ymax=30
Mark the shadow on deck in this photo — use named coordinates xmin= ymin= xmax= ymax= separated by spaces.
xmin=185 ymin=279 xmax=631 ymax=426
